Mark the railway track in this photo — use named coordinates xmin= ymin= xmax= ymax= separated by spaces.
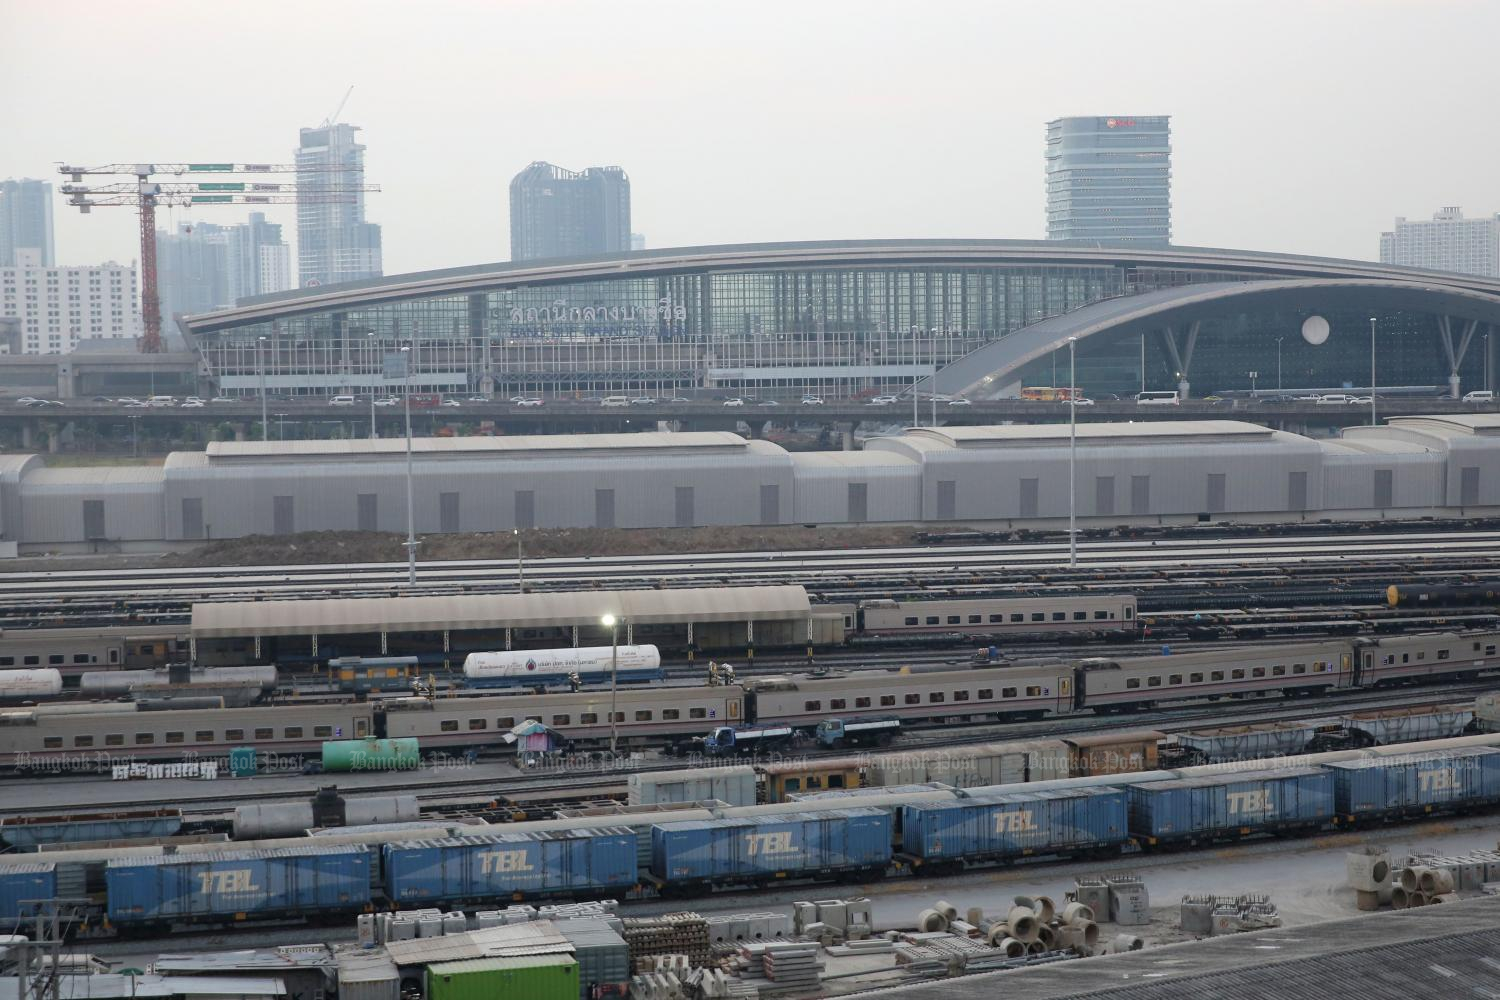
xmin=12 ymin=678 xmax=1497 ymax=819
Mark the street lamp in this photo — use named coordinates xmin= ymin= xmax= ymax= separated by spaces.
xmin=514 ymin=528 xmax=524 ymax=592
xmin=1276 ymin=337 xmax=1283 ymax=394
xmin=601 ymin=613 xmax=622 ymax=754
xmin=1067 ymin=336 xmax=1077 ymax=570
xmin=401 ymin=344 xmax=417 ymax=586
xmin=1369 ymin=317 xmax=1378 ymax=427
xmin=1248 ymin=371 xmax=1258 ymax=396
xmin=257 ymin=336 xmax=268 ymax=442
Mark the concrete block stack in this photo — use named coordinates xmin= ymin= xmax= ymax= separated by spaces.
xmin=761 ymin=942 xmax=821 ymax=989
xmin=621 ymin=913 xmax=712 ymax=970
xmin=1180 ymin=894 xmax=1281 ymax=935
xmin=704 ymin=912 xmax=792 ymax=946
xmin=789 ymin=898 xmax=873 ymax=945
xmin=684 ymin=967 xmax=759 ymax=998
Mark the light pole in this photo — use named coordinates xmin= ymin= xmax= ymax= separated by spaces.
xmin=1139 ymin=334 xmax=1146 ymax=396
xmin=368 ymin=332 xmax=377 ymax=440
xmin=602 ymin=613 xmax=621 ymax=754
xmin=1276 ymin=337 xmax=1283 ymax=394
xmin=257 ymin=336 xmax=268 ymax=442
xmin=911 ymin=327 xmax=919 ymax=428
xmin=1248 ymin=370 xmax=1258 ymax=396
xmin=401 ymin=344 xmax=417 ymax=586
xmin=514 ymin=528 xmax=524 ymax=592
xmin=1369 ymin=316 xmax=1378 ymax=427
xmin=128 ymin=414 xmax=140 ymax=457
xmin=1067 ymin=336 xmax=1077 ymax=569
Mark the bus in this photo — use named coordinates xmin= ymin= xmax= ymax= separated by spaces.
xmin=1020 ymin=386 xmax=1082 ymax=402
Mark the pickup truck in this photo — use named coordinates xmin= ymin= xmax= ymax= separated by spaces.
xmin=667 ymin=724 xmax=795 ymax=758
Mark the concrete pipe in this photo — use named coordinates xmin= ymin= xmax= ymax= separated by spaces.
xmin=966 ymin=907 xmax=985 ymax=927
xmin=1409 ymin=891 xmax=1428 ymax=907
xmin=1037 ymin=924 xmax=1056 ymax=949
xmin=933 ymin=900 xmax=959 ymax=923
xmin=993 ymin=935 xmax=1026 ymax=958
xmin=1398 ymin=867 xmax=1423 ymax=893
xmin=1012 ymin=895 xmax=1035 ymax=911
xmin=1377 ymin=882 xmax=1394 ymax=906
xmin=1005 ymin=906 xmax=1039 ymax=942
xmin=1390 ymin=886 xmax=1409 ymax=909
xmin=1026 ymin=940 xmax=1047 ymax=955
xmin=1111 ymin=933 xmax=1145 ymax=952
xmin=1429 ymin=892 xmax=1457 ymax=905
xmin=1354 ymin=889 xmax=1381 ymax=911
xmin=1419 ymin=869 xmax=1455 ymax=894
xmin=1076 ymin=919 xmax=1100 ymax=949
xmin=1061 ymin=901 xmax=1095 ymax=926
xmin=1032 ymin=895 xmax=1056 ymax=923
xmin=916 ymin=909 xmax=949 ymax=933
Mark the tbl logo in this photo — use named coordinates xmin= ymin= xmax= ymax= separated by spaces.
xmin=1226 ymin=789 xmax=1275 ymax=816
xmin=994 ymin=811 xmax=1036 ymax=833
xmin=198 ymin=870 xmax=259 ymax=894
xmin=1419 ymin=768 xmax=1458 ymax=792
xmin=479 ymin=850 xmax=536 ymax=874
xmin=745 ymin=832 xmax=797 ymax=857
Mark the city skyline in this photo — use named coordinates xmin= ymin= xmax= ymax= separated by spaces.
xmin=3 ymin=1 xmax=1497 ymax=277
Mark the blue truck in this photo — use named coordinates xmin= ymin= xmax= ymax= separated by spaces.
xmin=669 ymin=724 xmax=796 ymax=758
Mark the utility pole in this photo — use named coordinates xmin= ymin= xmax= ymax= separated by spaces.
xmin=59 ymin=162 xmax=377 ymax=352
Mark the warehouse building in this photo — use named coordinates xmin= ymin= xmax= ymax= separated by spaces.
xmin=0 ymin=416 xmax=1496 ymax=553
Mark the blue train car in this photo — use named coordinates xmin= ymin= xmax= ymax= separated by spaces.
xmin=0 ymin=864 xmax=55 ymax=926
xmin=105 ymin=846 xmax=370 ymax=924
xmin=382 ymin=829 xmax=637 ymax=904
xmin=1327 ymin=747 xmax=1500 ymax=819
xmin=329 ymin=657 xmax=420 ymax=693
xmin=1126 ymin=766 xmax=1335 ymax=845
xmin=650 ymin=808 xmax=892 ymax=887
xmin=900 ymin=788 xmax=1129 ymax=865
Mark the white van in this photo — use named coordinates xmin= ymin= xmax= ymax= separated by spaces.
xmin=1315 ymin=393 xmax=1355 ymax=405
xmin=1463 ymin=390 xmax=1495 ymax=403
xmin=145 ymin=395 xmax=177 ymax=407
xmin=1135 ymin=391 xmax=1179 ymax=406
xmin=600 ymin=396 xmax=631 ymax=408
xmin=329 ymin=395 xmax=356 ymax=406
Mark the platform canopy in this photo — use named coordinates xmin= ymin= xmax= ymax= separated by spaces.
xmin=190 ymin=584 xmax=811 ymax=638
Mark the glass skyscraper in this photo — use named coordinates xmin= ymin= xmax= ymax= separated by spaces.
xmin=510 ymin=162 xmax=631 ymax=261
xmin=0 ymin=178 xmax=55 ymax=267
xmin=1045 ymin=116 xmax=1171 ymax=245
xmin=295 ymin=123 xmax=383 ymax=288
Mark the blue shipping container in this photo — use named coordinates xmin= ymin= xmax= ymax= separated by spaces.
xmin=650 ymin=808 xmax=892 ymax=883
xmin=382 ymin=829 xmax=637 ymax=903
xmin=1126 ymin=766 xmax=1335 ymax=842
xmin=901 ymin=788 xmax=1129 ymax=861
xmin=1327 ymin=747 xmax=1500 ymax=817
xmin=105 ymin=846 xmax=370 ymax=923
xmin=0 ymin=864 xmax=55 ymax=924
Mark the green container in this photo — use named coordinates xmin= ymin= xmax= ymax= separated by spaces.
xmin=426 ymin=956 xmax=578 ymax=1000
xmin=228 ymin=747 xmax=257 ymax=777
xmin=320 ymin=737 xmax=420 ymax=772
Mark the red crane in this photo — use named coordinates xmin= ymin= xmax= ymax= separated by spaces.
xmin=58 ymin=162 xmax=377 ymax=353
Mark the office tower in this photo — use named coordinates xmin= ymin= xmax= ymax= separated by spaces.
xmin=1045 ymin=116 xmax=1171 ymax=245
xmin=0 ymin=178 xmax=55 ymax=267
xmin=631 ymin=233 xmax=646 ymax=251
xmin=0 ymin=249 xmax=140 ymax=354
xmin=296 ymin=123 xmax=382 ymax=287
xmin=157 ymin=222 xmax=231 ymax=324
xmin=227 ymin=212 xmax=291 ymax=302
xmin=1380 ymin=207 xmax=1500 ymax=277
xmin=510 ymin=162 xmax=631 ymax=261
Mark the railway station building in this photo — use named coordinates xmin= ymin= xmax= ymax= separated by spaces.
xmin=179 ymin=240 xmax=1500 ymax=402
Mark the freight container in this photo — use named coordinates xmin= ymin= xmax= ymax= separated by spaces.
xmin=864 ymin=739 xmax=1071 ymax=788
xmin=1 ymin=809 xmax=182 ymax=849
xmin=900 ymin=788 xmax=1129 ymax=864
xmin=104 ymin=845 xmax=370 ymax=924
xmin=0 ymin=864 xmax=54 ymax=925
xmin=1064 ymin=731 xmax=1164 ymax=776
xmin=556 ymin=917 xmax=629 ymax=1000
xmin=426 ymin=956 xmax=579 ymax=1000
xmin=628 ymin=766 xmax=757 ymax=807
xmin=650 ymin=808 xmax=892 ymax=886
xmin=1126 ymin=766 xmax=1335 ymax=844
xmin=1327 ymin=747 xmax=1500 ymax=818
xmin=229 ymin=747 xmax=257 ymax=777
xmin=322 ymin=738 xmax=420 ymax=772
xmin=382 ymin=829 xmax=636 ymax=904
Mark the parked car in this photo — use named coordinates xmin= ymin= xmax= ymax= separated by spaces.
xmin=373 ymin=396 xmax=400 ymax=407
xmin=516 ymin=397 xmax=544 ymax=407
xmin=440 ymin=398 xmax=462 ymax=407
xmin=146 ymin=396 xmax=177 ymax=407
xmin=867 ymin=395 xmax=899 ymax=406
xmin=467 ymin=395 xmax=491 ymax=403
xmin=947 ymin=397 xmax=972 ymax=406
xmin=1316 ymin=393 xmax=1355 ymax=405
xmin=329 ymin=395 xmax=357 ymax=406
xmin=722 ymin=398 xmax=745 ymax=407
xmin=1463 ymin=390 xmax=1495 ymax=403
xmin=1350 ymin=395 xmax=1373 ymax=405
xmin=116 ymin=397 xmax=141 ymax=405
xmin=630 ymin=396 xmax=658 ymax=406
xmin=1073 ymin=397 xmax=1096 ymax=406
xmin=800 ymin=395 xmax=826 ymax=405
xmin=180 ymin=399 xmax=204 ymax=408
xmin=667 ymin=397 xmax=692 ymax=404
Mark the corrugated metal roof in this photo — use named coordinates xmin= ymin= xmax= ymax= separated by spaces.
xmin=427 ymin=955 xmax=576 ymax=974
xmin=191 ymin=585 xmax=810 ymax=638
xmin=24 ymin=466 xmax=166 ymax=486
xmin=105 ymin=844 xmax=362 ymax=867
xmin=656 ymin=807 xmax=883 ymax=831
xmin=205 ymin=432 xmax=750 ymax=463
xmin=1323 ymin=746 xmax=1499 ymax=771
xmin=0 ymin=863 xmax=53 ymax=873
xmin=383 ymin=921 xmax=573 ymax=966
xmin=0 ymin=975 xmax=289 ymax=1000
xmin=157 ymin=949 xmax=335 ymax=972
xmin=900 ymin=421 xmax=1277 ymax=448
xmin=1132 ymin=765 xmax=1327 ymax=790
xmin=335 ymin=952 xmax=399 ymax=982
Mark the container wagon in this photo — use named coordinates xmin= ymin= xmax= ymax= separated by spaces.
xmin=648 ymin=808 xmax=892 ymax=892
xmin=1326 ymin=747 xmax=1500 ymax=821
xmin=104 ymin=845 xmax=371 ymax=926
xmin=381 ymin=829 xmax=637 ymax=906
xmin=0 ymin=864 xmax=55 ymax=927
xmin=900 ymin=788 xmax=1129 ymax=871
xmin=1125 ymin=766 xmax=1335 ymax=847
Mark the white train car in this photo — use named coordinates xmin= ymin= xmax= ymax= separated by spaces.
xmin=0 ymin=668 xmax=64 ymax=702
xmin=461 ymin=644 xmax=663 ymax=688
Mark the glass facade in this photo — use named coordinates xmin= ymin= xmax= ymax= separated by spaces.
xmin=1046 ymin=116 xmax=1171 ymax=245
xmin=187 ymin=249 xmax=1498 ymax=400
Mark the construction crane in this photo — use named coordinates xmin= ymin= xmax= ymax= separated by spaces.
xmin=58 ymin=162 xmax=379 ymax=353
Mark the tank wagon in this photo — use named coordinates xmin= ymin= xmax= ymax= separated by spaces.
xmin=462 ymin=646 xmax=663 ymax=688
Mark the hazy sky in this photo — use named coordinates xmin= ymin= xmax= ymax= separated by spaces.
xmin=5 ymin=0 xmax=1497 ymax=275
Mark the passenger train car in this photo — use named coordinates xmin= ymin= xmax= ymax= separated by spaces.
xmin=0 ymin=629 xmax=1494 ymax=770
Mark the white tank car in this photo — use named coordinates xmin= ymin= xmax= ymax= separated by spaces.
xmin=0 ymin=669 xmax=64 ymax=701
xmin=462 ymin=645 xmax=663 ymax=685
